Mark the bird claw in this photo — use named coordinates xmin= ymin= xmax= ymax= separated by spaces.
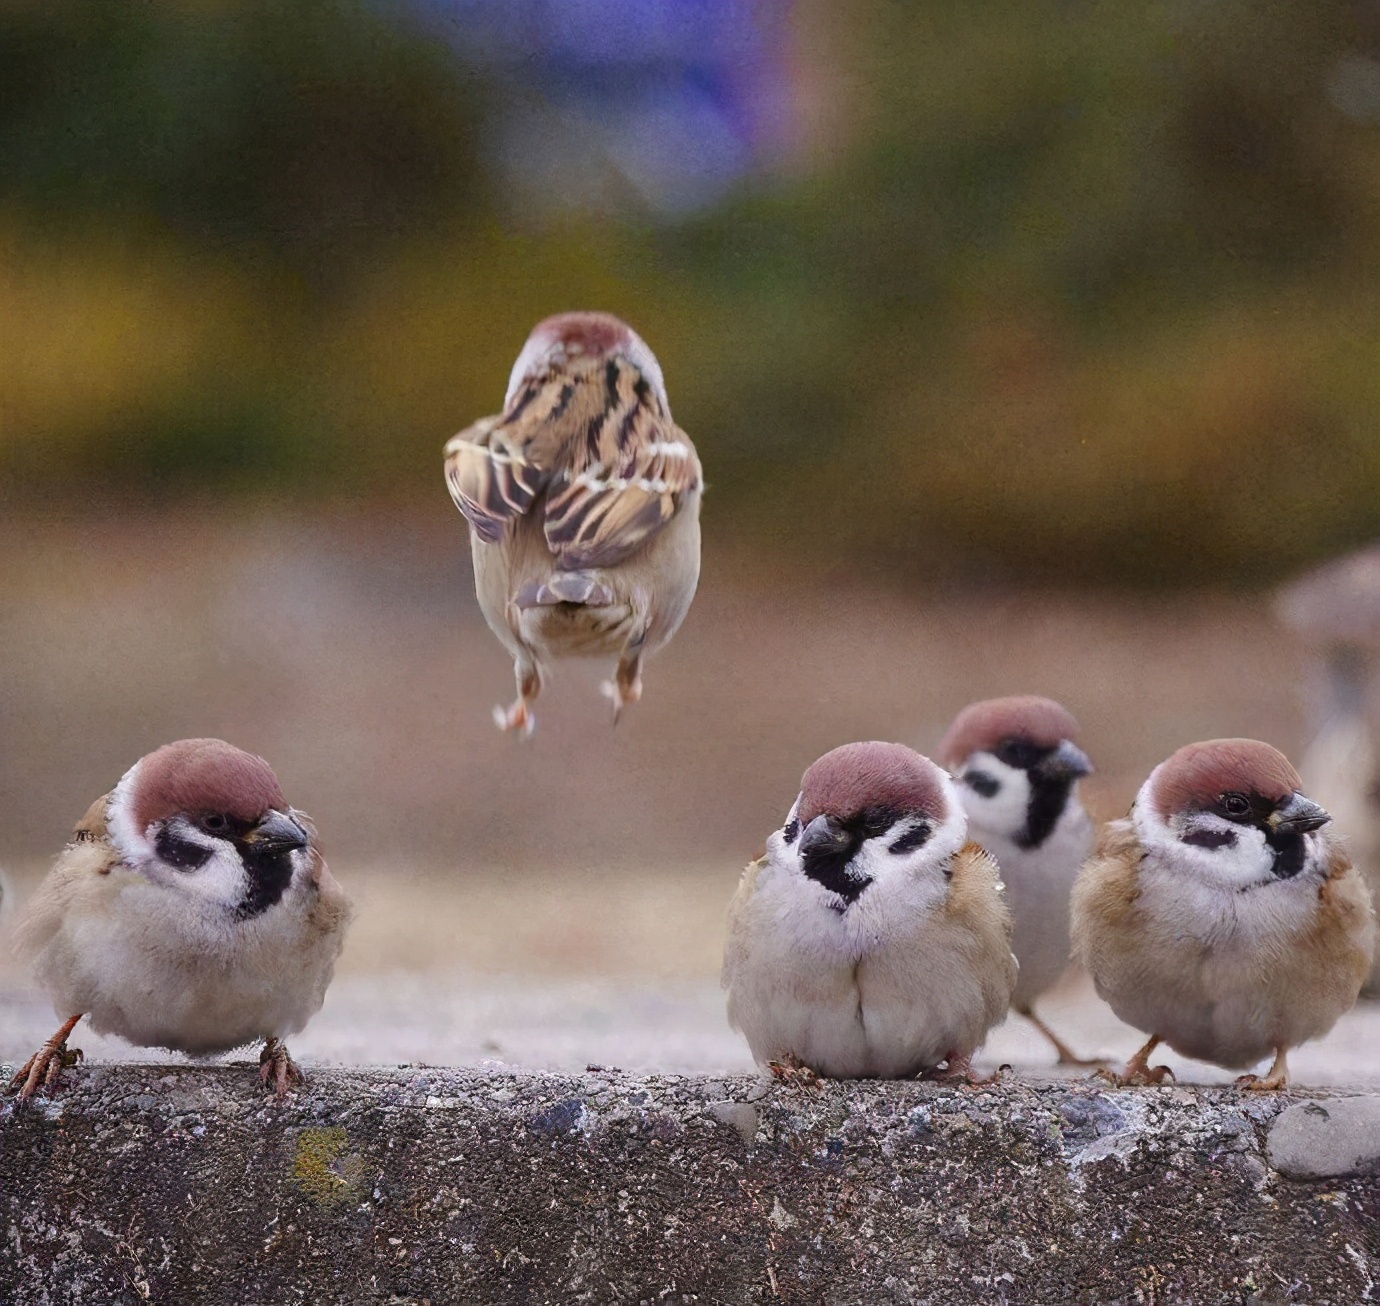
xmin=924 ymin=1055 xmax=1006 ymax=1088
xmin=7 ymin=1042 xmax=82 ymax=1102
xmin=258 ymin=1039 xmax=304 ymax=1100
xmin=767 ymin=1055 xmax=822 ymax=1092
xmin=1095 ymin=1062 xmax=1175 ymax=1088
xmin=492 ymin=700 xmax=535 ymax=737
xmin=1235 ymin=1072 xmax=1288 ymax=1092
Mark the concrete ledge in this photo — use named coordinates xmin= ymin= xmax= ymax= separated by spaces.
xmin=3 ymin=1065 xmax=1380 ymax=1305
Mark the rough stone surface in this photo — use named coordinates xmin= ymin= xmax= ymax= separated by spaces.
xmin=4 ymin=1065 xmax=1380 ymax=1305
xmin=1268 ymin=1095 xmax=1380 ymax=1180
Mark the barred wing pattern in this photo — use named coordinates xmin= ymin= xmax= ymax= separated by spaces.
xmin=444 ymin=358 xmax=701 ymax=569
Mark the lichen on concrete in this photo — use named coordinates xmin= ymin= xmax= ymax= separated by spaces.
xmin=3 ymin=1064 xmax=1379 ymax=1304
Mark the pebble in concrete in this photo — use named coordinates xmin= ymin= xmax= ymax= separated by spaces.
xmin=1267 ymin=1095 xmax=1380 ymax=1180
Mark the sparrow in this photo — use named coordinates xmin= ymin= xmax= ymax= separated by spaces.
xmin=722 ymin=741 xmax=1017 ymax=1080
xmin=938 ymin=695 xmax=1099 ymax=1065
xmin=7 ymin=738 xmax=353 ymax=1100
xmin=444 ymin=311 xmax=703 ymax=734
xmin=1071 ymin=738 xmax=1374 ymax=1089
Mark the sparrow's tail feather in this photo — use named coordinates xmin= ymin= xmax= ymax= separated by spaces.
xmin=514 ymin=571 xmax=615 ymax=609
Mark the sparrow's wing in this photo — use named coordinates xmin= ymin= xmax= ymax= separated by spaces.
xmin=443 ymin=408 xmax=552 ymax=545
xmin=542 ymin=358 xmax=702 ymax=570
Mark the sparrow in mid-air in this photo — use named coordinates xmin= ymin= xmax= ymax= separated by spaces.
xmin=444 ymin=312 xmax=703 ymax=734
xmin=1071 ymin=738 xmax=1373 ymax=1089
xmin=938 ymin=695 xmax=1099 ymax=1065
xmin=8 ymin=739 xmax=353 ymax=1099
xmin=723 ymin=742 xmax=1016 ymax=1081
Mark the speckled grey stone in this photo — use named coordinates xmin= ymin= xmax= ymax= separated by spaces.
xmin=1267 ymin=1095 xmax=1380 ymax=1180
xmin=3 ymin=1065 xmax=1380 ymax=1305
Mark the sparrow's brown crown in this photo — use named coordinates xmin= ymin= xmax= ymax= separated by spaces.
xmin=798 ymin=742 xmax=948 ymax=826
xmin=1150 ymin=738 xmax=1303 ymax=818
xmin=937 ymin=695 xmax=1080 ymax=768
xmin=132 ymin=738 xmax=287 ymax=829
xmin=528 ymin=311 xmax=634 ymax=358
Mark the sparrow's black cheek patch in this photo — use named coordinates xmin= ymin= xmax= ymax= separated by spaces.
xmin=782 ymin=817 xmax=800 ymax=845
xmin=887 ymin=825 xmax=931 ymax=855
xmin=965 ymin=771 xmax=1000 ymax=799
xmin=235 ymin=847 xmax=295 ymax=920
xmin=155 ymin=826 xmax=213 ymax=872
xmin=1182 ymin=828 xmax=1237 ymax=850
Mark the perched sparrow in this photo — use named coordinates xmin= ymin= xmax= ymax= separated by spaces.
xmin=938 ymin=696 xmax=1098 ymax=1065
xmin=8 ymin=739 xmax=353 ymax=1100
xmin=723 ymin=742 xmax=1016 ymax=1080
xmin=1071 ymin=739 xmax=1374 ymax=1089
xmin=444 ymin=311 xmax=703 ymax=734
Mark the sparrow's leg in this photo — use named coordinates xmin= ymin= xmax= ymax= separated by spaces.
xmin=766 ymin=1052 xmax=822 ymax=1091
xmin=1018 ymin=1004 xmax=1107 ymax=1068
xmin=259 ymin=1037 xmax=304 ymax=1099
xmin=8 ymin=1014 xmax=84 ymax=1100
xmin=1098 ymin=1034 xmax=1173 ymax=1087
xmin=1236 ymin=1046 xmax=1290 ymax=1092
xmin=924 ymin=1052 xmax=1007 ymax=1087
xmin=493 ymin=656 xmax=541 ymax=736
xmin=601 ymin=617 xmax=648 ymax=724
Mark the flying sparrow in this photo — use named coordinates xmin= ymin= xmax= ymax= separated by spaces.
xmin=8 ymin=738 xmax=353 ymax=1100
xmin=444 ymin=311 xmax=703 ymax=734
xmin=723 ymin=741 xmax=1017 ymax=1080
xmin=938 ymin=695 xmax=1099 ymax=1065
xmin=1071 ymin=738 xmax=1374 ymax=1089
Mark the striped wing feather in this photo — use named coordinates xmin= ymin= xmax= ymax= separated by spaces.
xmin=444 ymin=360 xmax=701 ymax=569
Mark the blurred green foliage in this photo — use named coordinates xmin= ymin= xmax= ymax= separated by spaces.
xmin=3 ymin=0 xmax=1380 ymax=584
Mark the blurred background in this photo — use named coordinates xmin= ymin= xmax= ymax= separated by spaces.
xmin=5 ymin=0 xmax=1380 ymax=1077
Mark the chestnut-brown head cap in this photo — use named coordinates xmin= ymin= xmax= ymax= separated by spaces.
xmin=798 ymin=742 xmax=949 ymax=826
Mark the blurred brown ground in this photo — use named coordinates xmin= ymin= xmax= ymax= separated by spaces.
xmin=0 ymin=504 xmax=1310 ymax=864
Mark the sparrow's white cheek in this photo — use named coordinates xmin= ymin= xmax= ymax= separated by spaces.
xmin=145 ymin=822 xmax=251 ymax=910
xmin=957 ymin=754 xmax=1031 ymax=841
xmin=1138 ymin=806 xmax=1276 ymax=888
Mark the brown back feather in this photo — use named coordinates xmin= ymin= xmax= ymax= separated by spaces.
xmin=444 ymin=357 xmax=700 ymax=569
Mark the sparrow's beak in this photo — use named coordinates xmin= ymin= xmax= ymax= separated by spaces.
xmin=242 ymin=810 xmax=310 ymax=854
xmin=798 ymin=814 xmax=852 ymax=858
xmin=1032 ymin=739 xmax=1093 ymax=784
xmin=1267 ymin=793 xmax=1331 ymax=836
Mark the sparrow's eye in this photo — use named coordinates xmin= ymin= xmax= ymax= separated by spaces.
xmin=201 ymin=813 xmax=228 ymax=833
xmin=995 ymin=739 xmax=1043 ymax=771
xmin=1219 ymin=793 xmax=1251 ymax=818
xmin=782 ymin=817 xmax=800 ymax=845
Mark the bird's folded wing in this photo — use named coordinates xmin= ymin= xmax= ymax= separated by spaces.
xmin=443 ymin=412 xmax=550 ymax=544
xmin=543 ymin=400 xmax=701 ymax=571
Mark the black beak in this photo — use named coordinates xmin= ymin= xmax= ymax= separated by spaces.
xmin=242 ymin=810 xmax=309 ymax=854
xmin=798 ymin=814 xmax=852 ymax=858
xmin=1032 ymin=739 xmax=1093 ymax=784
xmin=1267 ymin=792 xmax=1331 ymax=836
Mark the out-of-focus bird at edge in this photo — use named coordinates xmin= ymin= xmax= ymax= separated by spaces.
xmin=7 ymin=739 xmax=353 ymax=1100
xmin=1072 ymin=739 xmax=1373 ymax=1090
xmin=1276 ymin=543 xmax=1380 ymax=995
xmin=722 ymin=742 xmax=1017 ymax=1082
xmin=938 ymin=696 xmax=1100 ymax=1066
xmin=444 ymin=312 xmax=703 ymax=735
